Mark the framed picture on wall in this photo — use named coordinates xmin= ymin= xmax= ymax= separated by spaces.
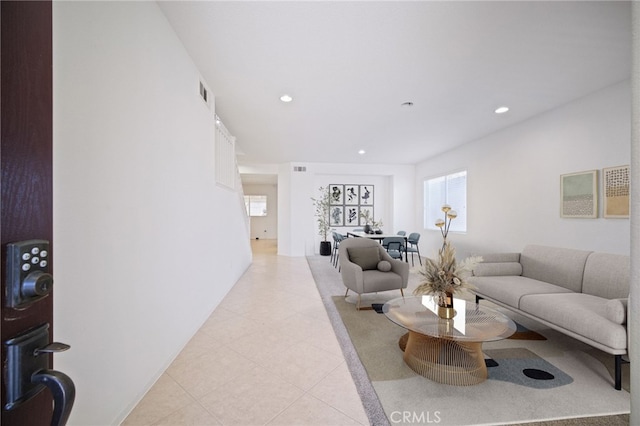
xmin=344 ymin=185 xmax=359 ymax=205
xmin=359 ymin=185 xmax=374 ymax=205
xmin=560 ymin=170 xmax=598 ymax=218
xmin=329 ymin=185 xmax=344 ymax=205
xmin=345 ymin=206 xmax=359 ymax=226
xmin=329 ymin=205 xmax=344 ymax=226
xmin=603 ymin=165 xmax=630 ymax=218
xmin=358 ymin=206 xmax=374 ymax=226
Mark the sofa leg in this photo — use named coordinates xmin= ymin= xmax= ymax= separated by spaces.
xmin=345 ymin=288 xmax=349 ymax=297
xmin=475 ymin=295 xmax=483 ymax=304
xmin=356 ymin=294 xmax=361 ymax=310
xmin=614 ymin=354 xmax=629 ymax=390
xmin=400 ymin=288 xmax=404 ymax=298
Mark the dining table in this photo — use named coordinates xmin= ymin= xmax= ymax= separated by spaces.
xmin=346 ymin=231 xmax=409 ymax=263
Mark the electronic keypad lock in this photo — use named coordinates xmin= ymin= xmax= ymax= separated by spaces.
xmin=6 ymin=240 xmax=53 ymax=308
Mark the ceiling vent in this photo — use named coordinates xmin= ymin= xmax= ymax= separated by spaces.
xmin=293 ymin=166 xmax=306 ymax=172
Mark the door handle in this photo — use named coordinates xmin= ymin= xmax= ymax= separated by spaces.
xmin=32 ymin=369 xmax=75 ymax=426
xmin=4 ymin=324 xmax=75 ymax=426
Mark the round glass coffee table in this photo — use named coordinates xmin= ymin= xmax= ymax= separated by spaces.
xmin=383 ymin=295 xmax=516 ymax=386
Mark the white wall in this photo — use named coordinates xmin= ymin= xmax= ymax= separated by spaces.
xmin=415 ymin=80 xmax=631 ymax=258
xmin=53 ymin=2 xmax=252 ymax=424
xmin=243 ymin=183 xmax=278 ymax=239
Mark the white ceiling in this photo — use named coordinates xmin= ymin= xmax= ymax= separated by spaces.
xmin=159 ymin=1 xmax=631 ymax=167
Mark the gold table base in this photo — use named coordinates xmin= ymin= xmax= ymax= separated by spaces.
xmin=400 ymin=331 xmax=487 ymax=386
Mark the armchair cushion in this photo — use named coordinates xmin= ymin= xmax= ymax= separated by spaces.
xmin=377 ymin=260 xmax=392 ymax=272
xmin=347 ymin=246 xmax=380 ymax=271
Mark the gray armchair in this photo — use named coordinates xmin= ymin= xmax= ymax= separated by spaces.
xmin=339 ymin=238 xmax=409 ymax=310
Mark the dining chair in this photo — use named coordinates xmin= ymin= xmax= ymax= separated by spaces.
xmin=331 ymin=231 xmax=345 ymax=268
xmin=382 ymin=236 xmax=405 ymax=261
xmin=397 ymin=231 xmax=407 ymax=236
xmin=406 ymin=232 xmax=422 ymax=266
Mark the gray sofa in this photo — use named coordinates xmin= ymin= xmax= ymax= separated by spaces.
xmin=469 ymin=245 xmax=629 ymax=390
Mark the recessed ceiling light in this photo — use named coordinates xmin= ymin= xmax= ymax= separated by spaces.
xmin=401 ymin=101 xmax=414 ymax=108
xmin=280 ymin=94 xmax=293 ymax=103
xmin=358 ymin=149 xmax=366 ymax=155
xmin=494 ymin=106 xmax=509 ymax=114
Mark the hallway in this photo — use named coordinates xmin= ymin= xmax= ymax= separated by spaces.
xmin=123 ymin=239 xmax=368 ymax=425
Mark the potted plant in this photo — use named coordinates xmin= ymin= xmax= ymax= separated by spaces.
xmin=358 ymin=210 xmax=383 ymax=234
xmin=311 ymin=186 xmax=332 ymax=256
xmin=413 ymin=205 xmax=482 ymax=319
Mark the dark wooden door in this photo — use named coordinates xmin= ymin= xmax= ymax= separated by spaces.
xmin=1 ymin=1 xmax=55 ymax=424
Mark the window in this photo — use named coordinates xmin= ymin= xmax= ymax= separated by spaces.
xmin=244 ymin=195 xmax=267 ymax=217
xmin=424 ymin=170 xmax=467 ymax=232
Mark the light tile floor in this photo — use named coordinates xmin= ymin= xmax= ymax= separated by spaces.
xmin=123 ymin=239 xmax=369 ymax=426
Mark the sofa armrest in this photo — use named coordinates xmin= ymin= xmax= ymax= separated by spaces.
xmin=389 ymin=258 xmax=410 ymax=288
xmin=478 ymin=253 xmax=521 ymax=263
xmin=605 ymin=298 xmax=628 ymax=325
xmin=474 ymin=262 xmax=523 ymax=277
xmin=340 ymin=258 xmax=365 ymax=293
xmin=472 ymin=253 xmax=522 ymax=276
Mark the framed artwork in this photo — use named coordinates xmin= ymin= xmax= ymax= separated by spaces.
xmin=560 ymin=170 xmax=598 ymax=218
xmin=359 ymin=185 xmax=374 ymax=205
xmin=603 ymin=165 xmax=630 ymax=218
xmin=323 ymin=183 xmax=375 ymax=227
xmin=344 ymin=185 xmax=359 ymax=205
xmin=359 ymin=206 xmax=373 ymax=226
xmin=329 ymin=206 xmax=344 ymax=226
xmin=329 ymin=185 xmax=344 ymax=205
xmin=345 ymin=206 xmax=359 ymax=226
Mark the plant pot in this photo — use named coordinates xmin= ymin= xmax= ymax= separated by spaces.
xmin=319 ymin=241 xmax=332 ymax=256
xmin=437 ymin=291 xmax=456 ymax=319
xmin=437 ymin=306 xmax=456 ymax=320
xmin=363 ymin=224 xmax=372 ymax=234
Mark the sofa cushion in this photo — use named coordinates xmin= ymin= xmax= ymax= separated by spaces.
xmin=474 ymin=262 xmax=522 ymax=277
xmin=470 ymin=276 xmax=573 ymax=308
xmin=347 ymin=246 xmax=381 ymax=270
xmin=605 ymin=298 xmax=627 ymax=325
xmin=362 ymin=270 xmax=403 ymax=292
xmin=520 ymin=245 xmax=592 ymax=292
xmin=519 ymin=293 xmax=627 ymax=350
xmin=582 ymin=253 xmax=630 ymax=299
xmin=377 ymin=260 xmax=392 ymax=272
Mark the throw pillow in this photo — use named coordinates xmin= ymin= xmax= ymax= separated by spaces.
xmin=377 ymin=260 xmax=392 ymax=272
xmin=605 ymin=298 xmax=627 ymax=325
xmin=347 ymin=247 xmax=380 ymax=271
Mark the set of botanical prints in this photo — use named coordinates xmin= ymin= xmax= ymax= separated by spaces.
xmin=328 ymin=184 xmax=374 ymax=226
